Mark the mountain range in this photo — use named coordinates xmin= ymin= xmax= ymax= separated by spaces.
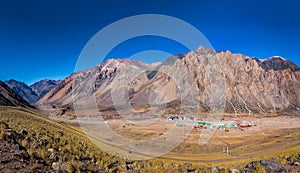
xmin=1 ymin=47 xmax=300 ymax=115
xmin=36 ymin=47 xmax=300 ymax=116
xmin=4 ymin=79 xmax=59 ymax=104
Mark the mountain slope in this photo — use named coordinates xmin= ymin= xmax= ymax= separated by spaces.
xmin=0 ymin=81 xmax=33 ymax=108
xmin=5 ymin=79 xmax=39 ymax=104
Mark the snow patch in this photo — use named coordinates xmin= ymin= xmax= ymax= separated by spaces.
xmin=272 ymin=56 xmax=286 ymax=60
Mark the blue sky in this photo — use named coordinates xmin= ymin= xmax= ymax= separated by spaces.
xmin=0 ymin=0 xmax=299 ymax=85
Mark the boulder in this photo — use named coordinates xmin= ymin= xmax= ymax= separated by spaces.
xmin=20 ymin=129 xmax=28 ymax=136
xmin=52 ymin=162 xmax=66 ymax=171
xmin=242 ymin=160 xmax=287 ymax=173
xmin=212 ymin=166 xmax=220 ymax=173
xmin=229 ymin=168 xmax=240 ymax=173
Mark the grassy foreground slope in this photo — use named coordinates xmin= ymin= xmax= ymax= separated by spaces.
xmin=0 ymin=106 xmax=114 ymax=172
xmin=1 ymin=106 xmax=300 ymax=172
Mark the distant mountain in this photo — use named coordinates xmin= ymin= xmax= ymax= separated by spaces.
xmin=30 ymin=79 xmax=59 ymax=99
xmin=36 ymin=75 xmax=73 ymax=108
xmin=258 ymin=56 xmax=300 ymax=72
xmin=36 ymin=47 xmax=300 ymax=115
xmin=0 ymin=81 xmax=33 ymax=108
xmin=5 ymin=79 xmax=39 ymax=104
xmin=4 ymin=79 xmax=59 ymax=105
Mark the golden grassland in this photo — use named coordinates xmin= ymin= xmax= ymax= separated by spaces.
xmin=1 ymin=106 xmax=300 ymax=172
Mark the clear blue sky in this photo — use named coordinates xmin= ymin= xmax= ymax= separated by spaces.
xmin=0 ymin=0 xmax=299 ymax=85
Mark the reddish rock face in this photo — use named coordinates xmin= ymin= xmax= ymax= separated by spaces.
xmin=181 ymin=47 xmax=300 ymax=114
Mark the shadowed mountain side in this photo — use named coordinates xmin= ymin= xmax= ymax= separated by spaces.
xmin=4 ymin=79 xmax=59 ymax=105
xmin=5 ymin=79 xmax=39 ymax=104
xmin=30 ymin=79 xmax=59 ymax=99
xmin=0 ymin=81 xmax=33 ymax=108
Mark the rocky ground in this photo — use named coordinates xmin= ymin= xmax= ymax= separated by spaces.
xmin=0 ymin=140 xmax=54 ymax=173
xmin=241 ymin=159 xmax=300 ymax=173
xmin=0 ymin=120 xmax=106 ymax=173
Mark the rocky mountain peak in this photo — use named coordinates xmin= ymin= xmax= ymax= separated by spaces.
xmin=5 ymin=79 xmax=27 ymax=88
xmin=196 ymin=46 xmax=217 ymax=55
